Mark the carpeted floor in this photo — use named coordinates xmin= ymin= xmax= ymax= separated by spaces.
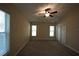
xmin=17 ymin=40 xmax=79 ymax=56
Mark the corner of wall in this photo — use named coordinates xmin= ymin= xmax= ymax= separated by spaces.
xmin=64 ymin=44 xmax=79 ymax=54
xmin=15 ymin=39 xmax=29 ymax=56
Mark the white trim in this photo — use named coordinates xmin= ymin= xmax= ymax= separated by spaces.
xmin=15 ymin=40 xmax=29 ymax=56
xmin=64 ymin=44 xmax=79 ymax=54
xmin=39 ymin=38 xmax=55 ymax=40
xmin=32 ymin=37 xmax=55 ymax=40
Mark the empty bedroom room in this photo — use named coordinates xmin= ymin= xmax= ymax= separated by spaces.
xmin=0 ymin=3 xmax=79 ymax=56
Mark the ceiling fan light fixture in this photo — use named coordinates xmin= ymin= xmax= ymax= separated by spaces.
xmin=45 ymin=12 xmax=50 ymax=17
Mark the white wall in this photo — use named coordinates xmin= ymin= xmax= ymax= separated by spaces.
xmin=0 ymin=4 xmax=30 ymax=55
xmin=56 ymin=4 xmax=79 ymax=54
xmin=31 ymin=22 xmax=56 ymax=40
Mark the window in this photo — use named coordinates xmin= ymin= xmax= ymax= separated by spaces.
xmin=0 ymin=10 xmax=10 ymax=56
xmin=32 ymin=25 xmax=37 ymax=36
xmin=49 ymin=26 xmax=54 ymax=37
xmin=0 ymin=10 xmax=5 ymax=32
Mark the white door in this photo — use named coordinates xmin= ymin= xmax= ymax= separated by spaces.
xmin=56 ymin=24 xmax=61 ymax=43
xmin=61 ymin=24 xmax=66 ymax=44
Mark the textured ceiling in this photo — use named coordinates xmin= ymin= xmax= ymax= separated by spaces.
xmin=14 ymin=3 xmax=69 ymax=23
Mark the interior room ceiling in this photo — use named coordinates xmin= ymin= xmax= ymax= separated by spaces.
xmin=14 ymin=3 xmax=69 ymax=23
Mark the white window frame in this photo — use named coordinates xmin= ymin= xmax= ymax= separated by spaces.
xmin=49 ymin=26 xmax=54 ymax=37
xmin=0 ymin=10 xmax=10 ymax=56
xmin=32 ymin=25 xmax=37 ymax=36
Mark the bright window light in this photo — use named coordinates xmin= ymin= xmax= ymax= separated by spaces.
xmin=32 ymin=25 xmax=37 ymax=36
xmin=0 ymin=10 xmax=10 ymax=56
xmin=45 ymin=12 xmax=49 ymax=17
xmin=49 ymin=26 xmax=54 ymax=37
xmin=0 ymin=10 xmax=5 ymax=32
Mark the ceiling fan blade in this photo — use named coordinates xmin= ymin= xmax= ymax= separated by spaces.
xmin=45 ymin=8 xmax=51 ymax=11
xmin=50 ymin=15 xmax=53 ymax=17
xmin=50 ymin=11 xmax=57 ymax=14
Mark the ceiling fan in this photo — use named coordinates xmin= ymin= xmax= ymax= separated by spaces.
xmin=44 ymin=8 xmax=58 ymax=17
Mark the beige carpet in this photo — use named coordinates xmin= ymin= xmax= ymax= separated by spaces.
xmin=17 ymin=40 xmax=79 ymax=56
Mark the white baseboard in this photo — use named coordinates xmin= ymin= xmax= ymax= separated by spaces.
xmin=64 ymin=44 xmax=79 ymax=54
xmin=15 ymin=40 xmax=29 ymax=56
xmin=32 ymin=38 xmax=55 ymax=40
